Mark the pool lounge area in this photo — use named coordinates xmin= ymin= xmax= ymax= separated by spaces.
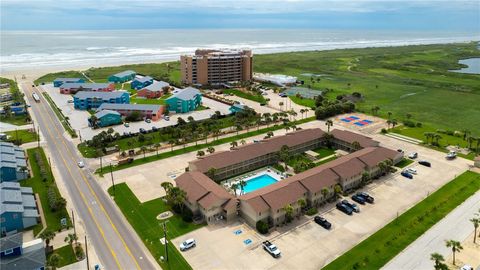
xmin=223 ymin=167 xmax=285 ymax=196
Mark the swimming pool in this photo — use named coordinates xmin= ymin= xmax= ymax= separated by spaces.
xmin=242 ymin=174 xmax=279 ymax=194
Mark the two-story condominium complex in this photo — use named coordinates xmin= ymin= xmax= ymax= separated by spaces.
xmin=137 ymin=81 xmax=170 ymax=99
xmin=90 ymin=110 xmax=122 ymax=127
xmin=53 ymin=77 xmax=85 ymax=87
xmin=131 ymin=76 xmax=154 ymax=89
xmin=73 ymin=91 xmax=130 ymax=110
xmin=177 ymin=128 xmax=403 ymax=227
xmin=1 ymin=182 xmax=40 ymax=234
xmin=180 ymin=49 xmax=253 ymax=85
xmin=166 ymin=87 xmax=202 ymax=113
xmin=96 ymin=103 xmax=164 ymax=121
xmin=108 ymin=70 xmax=136 ymax=83
xmin=0 ymin=142 xmax=28 ymax=182
xmin=59 ymin=83 xmax=115 ymax=94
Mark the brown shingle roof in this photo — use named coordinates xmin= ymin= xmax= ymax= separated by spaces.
xmin=175 ymin=171 xmax=233 ymax=208
xmin=331 ymin=129 xmax=379 ymax=148
xmin=297 ymin=169 xmax=339 ymax=194
xmin=190 ymin=128 xmax=325 ymax=172
xmin=260 ymin=181 xmax=307 ymax=211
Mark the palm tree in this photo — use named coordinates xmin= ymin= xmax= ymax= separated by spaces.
xmin=207 ymin=167 xmax=217 ymax=179
xmin=239 ymin=180 xmax=247 ymax=195
xmin=433 ymin=133 xmax=442 ymax=145
xmin=361 ymin=171 xmax=371 ymax=186
xmin=445 ymin=240 xmax=463 ymax=265
xmin=321 ymin=188 xmax=329 ymax=201
xmin=351 ymin=141 xmax=361 ymax=151
xmin=471 ymin=217 xmax=479 ymax=243
xmin=325 ymin=119 xmax=333 ymax=133
xmin=154 ymin=143 xmax=161 ymax=156
xmin=423 ymin=132 xmax=433 ymax=144
xmin=334 ymin=184 xmax=343 ymax=199
xmin=197 ymin=150 xmax=205 ymax=157
xmin=207 ymin=146 xmax=215 ymax=154
xmin=40 ymin=230 xmax=56 ymax=249
xmin=230 ymin=141 xmax=238 ymax=149
xmin=297 ymin=198 xmax=307 ymax=212
xmin=391 ymin=119 xmax=398 ymax=129
xmin=283 ymin=204 xmax=294 ymax=222
xmin=430 ymin=252 xmax=447 ymax=270
xmin=48 ymin=253 xmax=62 ymax=270
xmin=300 ymin=109 xmax=306 ymax=119
xmin=231 ymin=183 xmax=239 ymax=196
xmin=386 ymin=119 xmax=392 ymax=129
xmin=467 ymin=136 xmax=474 ymax=149
xmin=278 ymin=145 xmax=290 ymax=171
xmin=161 ymin=182 xmax=173 ymax=195
xmin=406 ymin=113 xmax=412 ymax=120
xmin=140 ymin=146 xmax=147 ymax=159
xmin=240 ymin=139 xmax=246 ymax=145
xmin=64 ymin=233 xmax=78 ymax=246
xmin=90 ymin=115 xmax=99 ymax=128
xmin=279 ymin=101 xmax=284 ymax=111
xmin=168 ymin=139 xmax=175 ymax=152
xmin=387 ymin=111 xmax=392 ymax=120
xmin=167 ymin=187 xmax=187 ymax=212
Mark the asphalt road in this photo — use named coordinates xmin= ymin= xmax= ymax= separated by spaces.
xmin=23 ymin=83 xmax=158 ymax=270
xmin=382 ymin=189 xmax=480 ymax=270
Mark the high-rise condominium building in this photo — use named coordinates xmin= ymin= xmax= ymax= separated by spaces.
xmin=180 ymin=49 xmax=253 ymax=85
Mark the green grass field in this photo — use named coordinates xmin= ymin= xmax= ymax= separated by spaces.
xmin=254 ymin=43 xmax=480 ymax=134
xmin=289 ymin=95 xmax=316 ymax=108
xmin=223 ymin=89 xmax=266 ymax=104
xmin=20 ymin=148 xmax=71 ymax=236
xmin=394 ymin=158 xmax=414 ymax=168
xmin=34 ymin=71 xmax=86 ymax=85
xmin=323 ymin=170 xmax=480 ymax=270
xmin=108 ymin=183 xmax=202 ymax=270
xmin=5 ymin=129 xmax=38 ymax=145
xmin=48 ymin=245 xmax=79 ymax=268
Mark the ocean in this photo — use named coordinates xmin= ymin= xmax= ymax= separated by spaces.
xmin=1 ymin=29 xmax=479 ymax=73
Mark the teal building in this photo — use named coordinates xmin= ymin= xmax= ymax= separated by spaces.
xmin=165 ymin=87 xmax=202 ymax=113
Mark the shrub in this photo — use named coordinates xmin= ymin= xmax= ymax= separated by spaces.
xmin=256 ymin=220 xmax=269 ymax=234
xmin=181 ymin=207 xmax=193 ymax=223
xmin=436 ymin=129 xmax=446 ymax=134
xmin=306 ymin=207 xmax=318 ymax=216
xmin=47 ymin=186 xmax=58 ymax=211
xmin=445 ymin=130 xmax=454 ymax=136
xmin=416 ymin=122 xmax=422 ymax=127
xmin=403 ymin=120 xmax=416 ymax=127
xmin=75 ymin=245 xmax=85 ymax=259
xmin=381 ymin=128 xmax=388 ymax=134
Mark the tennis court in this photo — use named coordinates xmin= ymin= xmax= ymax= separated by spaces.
xmin=283 ymin=87 xmax=322 ymax=99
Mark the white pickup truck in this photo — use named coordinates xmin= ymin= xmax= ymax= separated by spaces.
xmin=262 ymin=241 xmax=281 ymax=258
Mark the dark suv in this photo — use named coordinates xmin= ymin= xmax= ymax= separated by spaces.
xmin=314 ymin=216 xmax=332 ymax=229
xmin=342 ymin=200 xmax=360 ymax=213
xmin=351 ymin=194 xmax=366 ymax=205
xmin=336 ymin=202 xmax=353 ymax=215
xmin=357 ymin=192 xmax=375 ymax=204
xmin=418 ymin=160 xmax=431 ymax=167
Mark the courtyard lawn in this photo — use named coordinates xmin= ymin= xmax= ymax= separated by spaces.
xmin=288 ymin=95 xmax=315 ymax=108
xmin=5 ymin=129 xmax=38 ymax=145
xmin=108 ymin=183 xmax=202 ymax=270
xmin=323 ymin=171 xmax=480 ymax=270
xmin=313 ymin=147 xmax=336 ymax=158
xmin=34 ymin=71 xmax=86 ymax=85
xmin=20 ymin=148 xmax=71 ymax=236
xmin=48 ymin=245 xmax=79 ymax=268
xmin=395 ymin=158 xmax=414 ymax=168
xmin=254 ymin=43 xmax=480 ymax=134
xmin=130 ymin=94 xmax=172 ymax=105
xmin=223 ymin=89 xmax=266 ymax=104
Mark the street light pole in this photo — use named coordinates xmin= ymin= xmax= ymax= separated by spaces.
xmin=71 ymin=209 xmax=76 ymax=240
xmin=163 ymin=222 xmax=168 ymax=262
xmin=99 ymin=156 xmax=103 ymax=173
xmin=110 ymin=163 xmax=115 ymax=196
xmin=85 ymin=235 xmax=90 ymax=270
xmin=37 ymin=126 xmax=40 ymax=148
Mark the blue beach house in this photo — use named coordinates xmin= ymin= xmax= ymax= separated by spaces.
xmin=0 ymin=142 xmax=28 ymax=183
xmin=108 ymin=70 xmax=136 ymax=83
xmin=166 ymin=87 xmax=202 ymax=113
xmin=0 ymin=182 xmax=40 ymax=234
xmin=73 ymin=91 xmax=130 ymax=110
xmin=0 ymin=232 xmax=46 ymax=270
xmin=91 ymin=110 xmax=122 ymax=127
xmin=131 ymin=76 xmax=153 ymax=90
xmin=53 ymin=78 xmax=85 ymax=87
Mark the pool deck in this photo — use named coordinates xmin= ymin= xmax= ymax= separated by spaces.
xmin=222 ymin=167 xmax=285 ymax=196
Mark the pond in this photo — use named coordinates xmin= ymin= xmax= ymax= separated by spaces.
xmin=449 ymin=58 xmax=480 ymax=75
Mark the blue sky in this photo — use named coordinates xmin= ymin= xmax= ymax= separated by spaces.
xmin=1 ymin=0 xmax=479 ymax=31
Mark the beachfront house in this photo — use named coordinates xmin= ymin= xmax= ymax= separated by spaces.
xmin=90 ymin=110 xmax=122 ymax=128
xmin=53 ymin=77 xmax=85 ymax=87
xmin=137 ymin=81 xmax=170 ymax=99
xmin=131 ymin=76 xmax=154 ymax=90
xmin=73 ymin=91 xmax=130 ymax=110
xmin=59 ymin=82 xmax=115 ymax=94
xmin=0 ymin=182 xmax=40 ymax=234
xmin=96 ymin=103 xmax=164 ymax=121
xmin=165 ymin=87 xmax=202 ymax=113
xmin=108 ymin=70 xmax=136 ymax=83
xmin=0 ymin=142 xmax=29 ymax=182
xmin=0 ymin=233 xmax=46 ymax=270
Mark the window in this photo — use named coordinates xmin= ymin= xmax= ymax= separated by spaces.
xmin=4 ymin=248 xmax=14 ymax=255
xmin=13 ymin=214 xmax=18 ymax=219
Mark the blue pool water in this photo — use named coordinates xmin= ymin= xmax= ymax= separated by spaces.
xmin=243 ymin=174 xmax=278 ymax=193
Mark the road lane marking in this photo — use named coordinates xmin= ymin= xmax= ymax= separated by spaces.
xmin=28 ymin=84 xmax=143 ymax=270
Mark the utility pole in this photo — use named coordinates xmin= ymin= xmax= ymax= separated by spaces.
xmin=78 ymin=130 xmax=82 ymax=143
xmin=71 ymin=209 xmax=76 ymax=242
xmin=37 ymin=126 xmax=40 ymax=148
xmin=85 ymin=235 xmax=90 ymax=270
xmin=99 ymin=156 xmax=103 ymax=173
xmin=163 ymin=222 xmax=168 ymax=262
xmin=48 ymin=157 xmax=53 ymax=179
xmin=110 ymin=163 xmax=115 ymax=196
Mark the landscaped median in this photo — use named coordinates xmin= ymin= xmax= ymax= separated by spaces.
xmin=322 ymin=170 xmax=480 ymax=270
xmin=96 ymin=117 xmax=316 ymax=174
xmin=108 ymin=183 xmax=202 ymax=270
xmin=41 ymin=92 xmax=78 ymax=138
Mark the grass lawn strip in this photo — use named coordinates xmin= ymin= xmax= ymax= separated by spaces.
xmin=108 ymin=183 xmax=202 ymax=270
xmin=224 ymin=89 xmax=266 ymax=104
xmin=323 ymin=170 xmax=480 ymax=270
xmin=288 ymin=95 xmax=315 ymax=108
xmin=47 ymin=245 xmax=78 ymax=268
xmin=20 ymin=148 xmax=71 ymax=236
xmin=5 ymin=129 xmax=38 ymax=145
xmin=97 ymin=117 xmax=315 ymax=174
xmin=394 ymin=158 xmax=414 ymax=168
xmin=41 ymin=92 xmax=78 ymax=138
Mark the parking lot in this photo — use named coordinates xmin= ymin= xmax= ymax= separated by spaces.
xmin=40 ymin=84 xmax=231 ymax=140
xmin=172 ymin=133 xmax=472 ymax=270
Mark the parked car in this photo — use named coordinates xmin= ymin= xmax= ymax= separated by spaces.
xmin=357 ymin=192 xmax=375 ymax=204
xmin=460 ymin=265 xmax=473 ymax=270
xmin=405 ymin=168 xmax=417 ymax=174
xmin=139 ymin=128 xmax=147 ymax=134
xmin=67 ymin=100 xmax=74 ymax=103
xmin=151 ymin=126 xmax=158 ymax=132
xmin=77 ymin=161 xmax=85 ymax=168
xmin=262 ymin=241 xmax=281 ymax=258
xmin=163 ymin=115 xmax=170 ymax=121
xmin=408 ymin=152 xmax=418 ymax=159
xmin=278 ymin=93 xmax=287 ymax=98
xmin=336 ymin=202 xmax=353 ymax=215
xmin=124 ymin=122 xmax=130 ymax=127
xmin=351 ymin=194 xmax=366 ymax=205
xmin=314 ymin=216 xmax=332 ymax=229
xmin=145 ymin=118 xmax=151 ymax=123
xmin=397 ymin=149 xmax=404 ymax=153
xmin=446 ymin=151 xmax=457 ymax=160
xmin=261 ymin=91 xmax=268 ymax=96
xmin=179 ymin=239 xmax=196 ymax=251
xmin=342 ymin=200 xmax=359 ymax=213
xmin=418 ymin=160 xmax=431 ymax=167
xmin=401 ymin=171 xmax=413 ymax=179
